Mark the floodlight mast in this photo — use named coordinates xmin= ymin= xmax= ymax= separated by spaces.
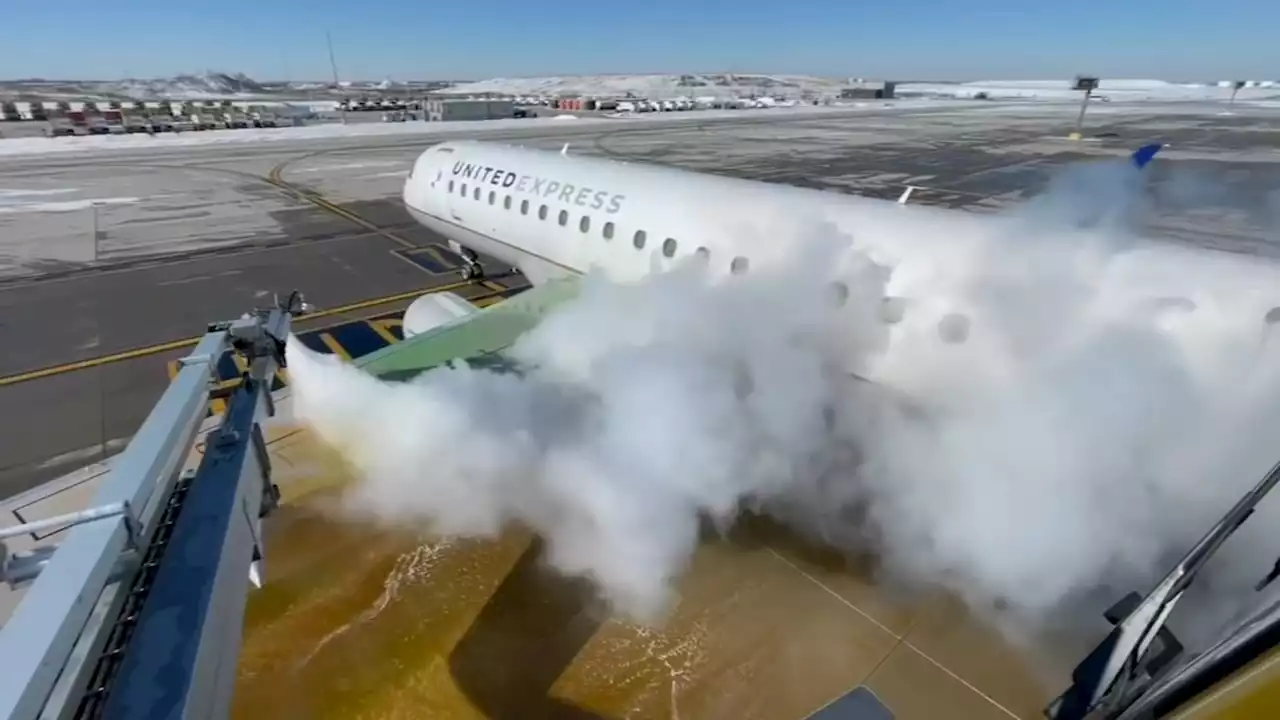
xmin=1073 ymin=75 xmax=1100 ymax=138
xmin=1229 ymin=80 xmax=1246 ymax=110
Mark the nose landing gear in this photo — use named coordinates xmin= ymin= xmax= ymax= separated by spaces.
xmin=458 ymin=247 xmax=485 ymax=282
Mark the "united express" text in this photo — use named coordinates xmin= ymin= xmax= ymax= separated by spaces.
xmin=452 ymin=162 xmax=625 ymax=214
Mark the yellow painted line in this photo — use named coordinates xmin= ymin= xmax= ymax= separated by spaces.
xmin=366 ymin=318 xmax=399 ymax=345
xmin=316 ymin=332 xmax=352 ymax=361
xmin=0 ymin=281 xmax=475 ymax=388
xmin=268 ymin=163 xmax=416 ymax=250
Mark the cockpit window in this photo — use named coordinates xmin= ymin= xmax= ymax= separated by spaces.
xmin=435 ymin=146 xmax=455 ymax=153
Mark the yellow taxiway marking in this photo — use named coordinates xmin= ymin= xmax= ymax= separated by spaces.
xmin=0 ymin=280 xmax=482 ymax=388
xmin=267 ymin=162 xmax=453 ymax=267
xmin=266 ymin=163 xmax=444 ymax=256
xmin=366 ymin=318 xmax=401 ymax=345
xmin=316 ymin=332 xmax=353 ymax=361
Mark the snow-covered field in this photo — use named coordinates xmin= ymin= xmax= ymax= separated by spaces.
xmin=439 ymin=75 xmax=1280 ymax=103
xmin=439 ymin=72 xmax=849 ymax=99
xmin=897 ymin=78 xmax=1280 ymax=102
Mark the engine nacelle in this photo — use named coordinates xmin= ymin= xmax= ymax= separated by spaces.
xmin=403 ymin=291 xmax=479 ymax=338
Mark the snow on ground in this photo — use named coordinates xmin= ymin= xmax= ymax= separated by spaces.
xmin=0 ymin=103 xmax=918 ymax=158
xmin=439 ymin=73 xmax=848 ymax=99
xmin=897 ymin=78 xmax=1280 ymax=102
xmin=435 ymin=74 xmax=1280 ymax=104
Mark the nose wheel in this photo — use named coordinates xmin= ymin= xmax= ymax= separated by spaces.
xmin=458 ymin=248 xmax=485 ymax=282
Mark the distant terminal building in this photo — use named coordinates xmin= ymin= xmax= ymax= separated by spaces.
xmin=840 ymin=81 xmax=896 ymax=100
xmin=425 ymin=97 xmax=516 ymax=122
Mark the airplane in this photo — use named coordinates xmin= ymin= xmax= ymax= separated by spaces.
xmin=401 ymin=138 xmax=1280 ymax=336
xmin=392 ymin=139 xmax=1280 ymax=718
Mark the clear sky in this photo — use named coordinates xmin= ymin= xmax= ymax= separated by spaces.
xmin=1 ymin=0 xmax=1275 ymax=82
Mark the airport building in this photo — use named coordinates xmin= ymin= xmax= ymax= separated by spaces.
xmin=425 ymin=97 xmax=516 ymax=121
xmin=840 ymin=81 xmax=896 ymax=99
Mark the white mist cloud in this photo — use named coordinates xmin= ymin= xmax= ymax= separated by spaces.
xmin=286 ymin=156 xmax=1280 ymax=646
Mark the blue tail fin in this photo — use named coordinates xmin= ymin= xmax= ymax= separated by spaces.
xmin=1131 ymin=143 xmax=1163 ymax=169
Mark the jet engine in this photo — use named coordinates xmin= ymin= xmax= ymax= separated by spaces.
xmin=403 ymin=291 xmax=479 ymax=338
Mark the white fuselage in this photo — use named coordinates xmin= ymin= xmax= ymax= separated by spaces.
xmin=402 ymin=140 xmax=1280 ymax=312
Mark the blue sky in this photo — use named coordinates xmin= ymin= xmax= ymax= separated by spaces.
xmin=1 ymin=0 xmax=1276 ymax=81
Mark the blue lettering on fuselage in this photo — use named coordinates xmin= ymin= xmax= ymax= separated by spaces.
xmin=451 ymin=161 xmax=626 ymax=214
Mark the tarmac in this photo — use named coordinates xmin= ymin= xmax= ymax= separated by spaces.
xmin=1 ymin=99 xmax=1278 ymax=719
xmin=5 ymin=98 xmax=1279 ymax=504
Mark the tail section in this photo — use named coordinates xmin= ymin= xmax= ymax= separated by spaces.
xmin=1131 ymin=143 xmax=1164 ymax=169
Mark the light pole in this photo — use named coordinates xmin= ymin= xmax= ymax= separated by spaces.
xmin=1229 ymin=80 xmax=1246 ymax=112
xmin=1070 ymin=75 xmax=1100 ymax=140
xmin=90 ymin=201 xmax=100 ymax=262
xmin=327 ymin=31 xmax=347 ymax=125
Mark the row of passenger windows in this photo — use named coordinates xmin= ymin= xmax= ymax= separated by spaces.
xmin=448 ymin=179 xmax=750 ymax=275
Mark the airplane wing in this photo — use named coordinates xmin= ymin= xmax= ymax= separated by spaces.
xmin=356 ymin=277 xmax=582 ymax=381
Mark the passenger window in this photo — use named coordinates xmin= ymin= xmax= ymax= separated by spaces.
xmin=521 ymin=199 xmax=529 ymax=215
xmin=731 ymin=256 xmax=750 ymax=275
xmin=579 ymin=215 xmax=591 ymax=233
xmin=558 ymin=209 xmax=568 ymax=226
xmin=633 ymin=230 xmax=647 ymax=249
xmin=603 ymin=221 xmax=615 ymax=240
xmin=504 ymin=195 xmax=512 ymax=210
xmin=662 ymin=238 xmax=677 ymax=258
xmin=448 ymin=180 xmax=455 ymax=192
xmin=460 ymin=183 xmax=467 ymax=196
xmin=488 ymin=191 xmax=496 ymax=205
xmin=538 ymin=204 xmax=548 ymax=220
xmin=695 ymin=246 xmax=710 ymax=261
xmin=473 ymin=187 xmax=480 ymax=200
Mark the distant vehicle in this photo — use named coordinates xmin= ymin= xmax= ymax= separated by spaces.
xmin=101 ymin=110 xmax=127 ymax=134
xmin=46 ymin=119 xmax=76 ymax=137
xmin=222 ymin=112 xmax=250 ymax=129
xmin=64 ymin=110 xmax=89 ymax=131
xmin=251 ymin=112 xmax=278 ymax=128
xmin=123 ymin=115 xmax=149 ymax=133
xmin=168 ymin=117 xmax=195 ymax=132
xmin=189 ymin=113 xmax=219 ymax=130
xmin=147 ymin=116 xmax=175 ymax=133
xmin=512 ymin=107 xmax=529 ymax=118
